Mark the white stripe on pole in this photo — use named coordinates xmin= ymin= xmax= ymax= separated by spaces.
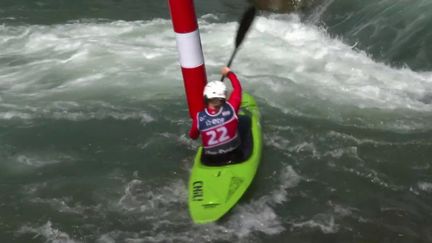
xmin=175 ymin=30 xmax=204 ymax=68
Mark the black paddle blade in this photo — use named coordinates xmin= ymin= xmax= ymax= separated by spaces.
xmin=235 ymin=6 xmax=256 ymax=48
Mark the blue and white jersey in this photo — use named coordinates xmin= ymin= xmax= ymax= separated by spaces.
xmin=197 ymin=102 xmax=240 ymax=154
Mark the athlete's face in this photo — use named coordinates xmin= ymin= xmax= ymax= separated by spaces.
xmin=208 ymin=98 xmax=225 ymax=108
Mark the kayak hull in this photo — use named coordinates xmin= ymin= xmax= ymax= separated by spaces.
xmin=188 ymin=92 xmax=262 ymax=224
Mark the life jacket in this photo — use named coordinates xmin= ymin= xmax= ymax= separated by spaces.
xmin=197 ymin=102 xmax=240 ymax=155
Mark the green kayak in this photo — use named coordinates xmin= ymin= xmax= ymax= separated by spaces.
xmin=188 ymin=92 xmax=263 ymax=224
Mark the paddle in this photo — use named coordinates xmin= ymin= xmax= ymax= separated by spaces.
xmin=221 ymin=6 xmax=256 ymax=81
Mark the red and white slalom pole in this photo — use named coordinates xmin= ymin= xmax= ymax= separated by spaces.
xmin=168 ymin=0 xmax=207 ymax=118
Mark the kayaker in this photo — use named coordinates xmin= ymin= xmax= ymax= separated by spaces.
xmin=189 ymin=66 xmax=243 ymax=164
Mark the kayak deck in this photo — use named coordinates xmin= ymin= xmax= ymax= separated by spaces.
xmin=188 ymin=93 xmax=262 ymax=224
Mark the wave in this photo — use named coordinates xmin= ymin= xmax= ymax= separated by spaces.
xmin=314 ymin=0 xmax=432 ymax=71
xmin=1 ymin=16 xmax=431 ymax=131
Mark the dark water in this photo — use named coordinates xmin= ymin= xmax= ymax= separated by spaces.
xmin=1 ymin=0 xmax=432 ymax=242
xmin=314 ymin=0 xmax=432 ymax=71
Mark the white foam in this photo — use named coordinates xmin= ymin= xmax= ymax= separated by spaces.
xmin=15 ymin=154 xmax=61 ymax=167
xmin=0 ymin=100 xmax=156 ymax=122
xmin=101 ymin=165 xmax=302 ymax=242
xmin=207 ymin=14 xmax=432 ymax=129
xmin=270 ymin=165 xmax=302 ymax=204
xmin=177 ymin=134 xmax=200 ymax=151
xmin=342 ymin=166 xmax=404 ymax=191
xmin=324 ymin=146 xmax=359 ymax=160
xmin=0 ymin=19 xmax=181 ymax=102
xmin=56 ymin=74 xmax=105 ymax=89
xmin=2 ymin=16 xmax=431 ymax=130
xmin=418 ymin=182 xmax=432 ymax=192
xmin=291 ymin=214 xmax=339 ymax=234
xmin=1 ymin=152 xmax=75 ymax=174
xmin=0 ymin=111 xmax=32 ymax=120
xmin=263 ymin=133 xmax=292 ymax=152
xmin=96 ymin=234 xmax=116 ymax=243
xmin=333 ymin=204 xmax=354 ymax=217
xmin=238 ymin=15 xmax=432 ymax=111
xmin=327 ymin=130 xmax=432 ymax=147
xmin=224 ymin=198 xmax=285 ymax=238
xmin=30 ymin=197 xmax=85 ymax=214
xmin=117 ymin=179 xmax=187 ymax=213
xmin=17 ymin=221 xmax=80 ymax=243
xmin=21 ymin=182 xmax=49 ymax=195
xmin=215 ymin=165 xmax=301 ymax=238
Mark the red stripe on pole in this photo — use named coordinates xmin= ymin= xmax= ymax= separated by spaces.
xmin=181 ymin=65 xmax=206 ymax=117
xmin=168 ymin=0 xmax=198 ymax=33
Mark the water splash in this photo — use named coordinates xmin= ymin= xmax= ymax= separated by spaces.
xmin=17 ymin=221 xmax=80 ymax=243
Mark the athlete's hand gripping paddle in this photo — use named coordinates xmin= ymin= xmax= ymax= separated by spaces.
xmin=221 ymin=6 xmax=256 ymax=81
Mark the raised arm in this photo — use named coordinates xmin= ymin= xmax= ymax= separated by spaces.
xmin=221 ymin=67 xmax=242 ymax=113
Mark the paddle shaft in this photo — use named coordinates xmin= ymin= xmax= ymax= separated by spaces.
xmin=221 ymin=6 xmax=256 ymax=81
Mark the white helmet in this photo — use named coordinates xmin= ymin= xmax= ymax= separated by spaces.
xmin=203 ymin=81 xmax=227 ymax=99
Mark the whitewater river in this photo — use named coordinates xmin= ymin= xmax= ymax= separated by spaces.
xmin=1 ymin=0 xmax=432 ymax=242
